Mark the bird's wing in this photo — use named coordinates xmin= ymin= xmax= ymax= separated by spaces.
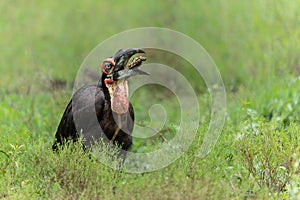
xmin=52 ymin=98 xmax=76 ymax=150
xmin=52 ymin=85 xmax=105 ymax=150
xmin=72 ymin=85 xmax=106 ymax=147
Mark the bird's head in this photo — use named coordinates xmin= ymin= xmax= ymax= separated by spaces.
xmin=101 ymin=48 xmax=148 ymax=114
xmin=101 ymin=48 xmax=148 ymax=84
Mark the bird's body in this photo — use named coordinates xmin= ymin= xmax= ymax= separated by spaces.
xmin=52 ymin=49 xmax=147 ymax=155
xmin=52 ymin=84 xmax=134 ymax=151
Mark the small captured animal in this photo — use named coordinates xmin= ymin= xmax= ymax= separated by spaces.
xmin=52 ymin=48 xmax=148 ymax=158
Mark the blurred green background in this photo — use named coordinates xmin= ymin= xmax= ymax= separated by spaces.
xmin=1 ymin=0 xmax=299 ymax=90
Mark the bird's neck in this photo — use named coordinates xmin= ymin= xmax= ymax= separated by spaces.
xmin=100 ymin=76 xmax=111 ymax=101
xmin=101 ymin=76 xmax=130 ymax=114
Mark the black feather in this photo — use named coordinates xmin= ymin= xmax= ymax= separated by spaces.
xmin=52 ymin=83 xmax=134 ymax=153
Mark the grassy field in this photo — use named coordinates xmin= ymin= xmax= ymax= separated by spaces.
xmin=1 ymin=0 xmax=300 ymax=199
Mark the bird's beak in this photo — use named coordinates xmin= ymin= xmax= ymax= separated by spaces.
xmin=114 ymin=68 xmax=149 ymax=80
xmin=112 ymin=48 xmax=149 ymax=81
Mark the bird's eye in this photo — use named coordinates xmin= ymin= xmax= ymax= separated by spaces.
xmin=104 ymin=62 xmax=112 ymax=71
xmin=101 ymin=58 xmax=115 ymax=74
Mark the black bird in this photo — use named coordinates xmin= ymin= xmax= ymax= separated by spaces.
xmin=52 ymin=48 xmax=147 ymax=157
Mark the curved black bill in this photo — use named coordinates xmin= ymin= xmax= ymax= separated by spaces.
xmin=114 ymin=68 xmax=149 ymax=80
xmin=114 ymin=48 xmax=145 ymax=70
xmin=112 ymin=48 xmax=148 ymax=80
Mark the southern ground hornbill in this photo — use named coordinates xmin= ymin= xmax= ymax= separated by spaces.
xmin=52 ymin=48 xmax=147 ymax=158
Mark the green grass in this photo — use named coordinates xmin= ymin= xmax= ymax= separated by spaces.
xmin=1 ymin=0 xmax=300 ymax=199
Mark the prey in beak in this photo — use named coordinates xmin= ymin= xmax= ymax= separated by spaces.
xmin=101 ymin=48 xmax=148 ymax=114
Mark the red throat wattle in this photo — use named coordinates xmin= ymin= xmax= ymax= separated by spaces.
xmin=105 ymin=79 xmax=129 ymax=114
